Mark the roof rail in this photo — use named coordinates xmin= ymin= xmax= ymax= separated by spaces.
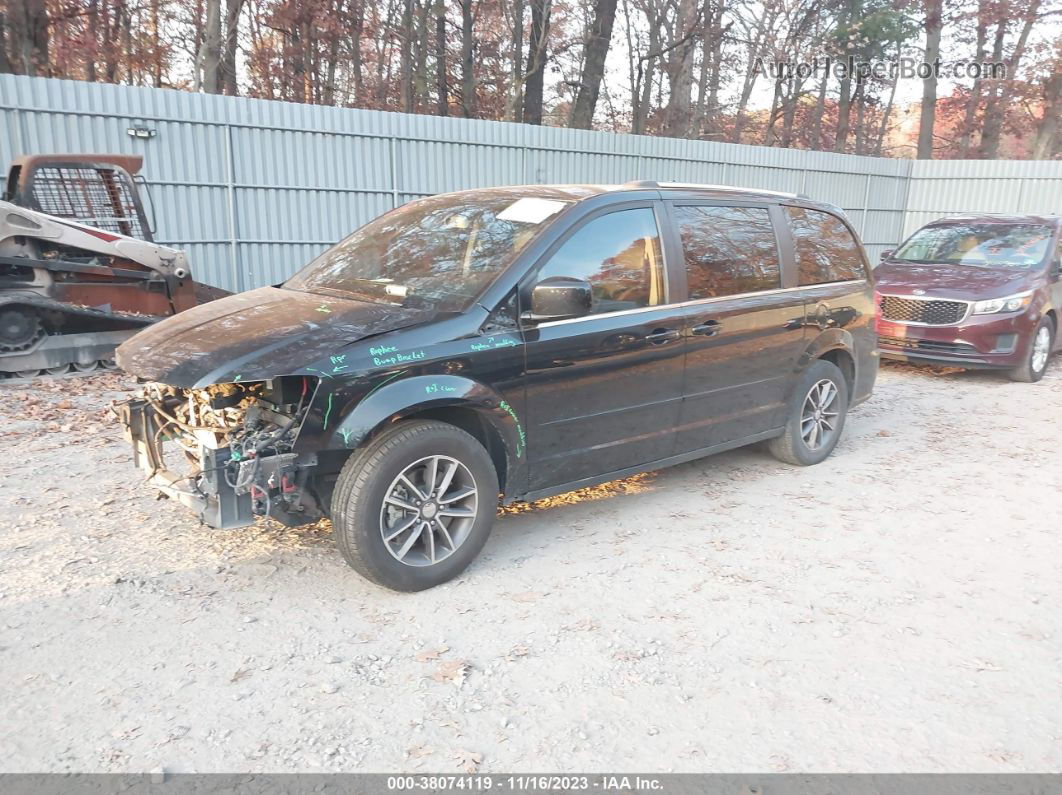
xmin=623 ymin=180 xmax=799 ymax=199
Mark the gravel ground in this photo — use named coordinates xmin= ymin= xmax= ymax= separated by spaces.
xmin=0 ymin=360 xmax=1060 ymax=773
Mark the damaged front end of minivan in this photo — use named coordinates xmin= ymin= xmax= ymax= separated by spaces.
xmin=117 ymin=375 xmax=324 ymax=529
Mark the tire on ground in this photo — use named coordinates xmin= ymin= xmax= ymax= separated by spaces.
xmin=332 ymin=419 xmax=499 ymax=591
xmin=768 ymin=358 xmax=850 ymax=467
xmin=1008 ymin=316 xmax=1055 ymax=383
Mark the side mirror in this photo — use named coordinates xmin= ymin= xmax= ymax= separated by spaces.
xmin=879 ymin=249 xmax=894 ymax=262
xmin=1051 ymin=257 xmax=1062 ymax=278
xmin=522 ymin=276 xmax=593 ymax=323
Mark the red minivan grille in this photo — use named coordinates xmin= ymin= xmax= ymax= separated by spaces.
xmin=879 ymin=295 xmax=967 ymax=325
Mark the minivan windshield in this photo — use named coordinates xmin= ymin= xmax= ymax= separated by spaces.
xmin=892 ymin=223 xmax=1054 ymax=269
xmin=285 ymin=191 xmax=571 ymax=312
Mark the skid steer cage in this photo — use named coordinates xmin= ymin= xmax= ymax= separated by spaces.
xmin=5 ymin=154 xmax=153 ymax=242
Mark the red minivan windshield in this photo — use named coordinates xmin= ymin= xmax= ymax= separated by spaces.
xmin=893 ymin=223 xmax=1054 ymax=269
xmin=286 ymin=191 xmax=570 ymax=313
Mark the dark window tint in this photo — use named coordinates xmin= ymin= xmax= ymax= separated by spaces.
xmin=537 ymin=208 xmax=665 ymax=314
xmin=786 ymin=207 xmax=866 ymax=285
xmin=674 ymin=205 xmax=780 ymax=299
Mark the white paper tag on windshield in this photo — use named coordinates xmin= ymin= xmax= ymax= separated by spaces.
xmin=497 ymin=197 xmax=567 ymax=224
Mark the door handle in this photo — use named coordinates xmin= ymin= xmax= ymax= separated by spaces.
xmin=690 ymin=320 xmax=721 ymax=336
xmin=645 ymin=327 xmax=681 ymax=344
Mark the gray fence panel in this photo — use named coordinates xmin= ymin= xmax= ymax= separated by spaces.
xmin=903 ymin=160 xmax=1062 ymax=239
xmin=3 ymin=74 xmax=1059 ymax=291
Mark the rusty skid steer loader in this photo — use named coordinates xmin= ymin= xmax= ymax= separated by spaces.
xmin=0 ymin=154 xmax=225 ymax=380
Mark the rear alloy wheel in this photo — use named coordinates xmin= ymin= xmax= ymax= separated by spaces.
xmin=768 ymin=359 xmax=850 ymax=466
xmin=1008 ymin=317 xmax=1054 ymax=383
xmin=332 ymin=420 xmax=498 ymax=591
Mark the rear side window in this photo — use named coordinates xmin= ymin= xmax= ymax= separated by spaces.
xmin=537 ymin=207 xmax=665 ymax=315
xmin=785 ymin=207 xmax=866 ymax=285
xmin=673 ymin=205 xmax=780 ymax=299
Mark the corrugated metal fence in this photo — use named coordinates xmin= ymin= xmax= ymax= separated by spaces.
xmin=2 ymin=75 xmax=1060 ymax=292
xmin=904 ymin=159 xmax=1062 ymax=238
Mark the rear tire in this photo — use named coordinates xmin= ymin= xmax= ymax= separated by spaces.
xmin=332 ymin=420 xmax=498 ymax=591
xmin=1008 ymin=317 xmax=1054 ymax=383
xmin=768 ymin=359 xmax=849 ymax=466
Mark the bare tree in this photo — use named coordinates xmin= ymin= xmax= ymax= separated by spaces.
xmin=569 ymin=0 xmax=619 ymax=128
xmin=978 ymin=0 xmax=1043 ymax=158
xmin=916 ymin=0 xmax=942 ymax=158
xmin=522 ymin=0 xmax=551 ymax=124
xmin=6 ymin=0 xmax=50 ymax=76
xmin=460 ymin=0 xmax=476 ymax=117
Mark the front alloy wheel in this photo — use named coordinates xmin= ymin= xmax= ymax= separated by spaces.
xmin=332 ymin=420 xmax=499 ymax=591
xmin=380 ymin=455 xmax=478 ymax=566
xmin=1009 ymin=317 xmax=1055 ymax=383
xmin=800 ymin=378 xmax=841 ymax=451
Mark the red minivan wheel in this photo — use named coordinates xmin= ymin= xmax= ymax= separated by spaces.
xmin=1008 ymin=317 xmax=1055 ymax=383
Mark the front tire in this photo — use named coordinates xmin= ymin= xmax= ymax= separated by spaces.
xmin=332 ymin=420 xmax=498 ymax=591
xmin=1008 ymin=317 xmax=1054 ymax=383
xmin=768 ymin=359 xmax=850 ymax=466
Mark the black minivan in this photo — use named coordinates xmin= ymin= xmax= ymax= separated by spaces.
xmin=116 ymin=182 xmax=878 ymax=590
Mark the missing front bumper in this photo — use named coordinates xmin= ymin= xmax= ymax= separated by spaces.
xmin=117 ymin=398 xmax=254 ymax=529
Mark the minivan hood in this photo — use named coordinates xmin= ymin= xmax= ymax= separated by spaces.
xmin=115 ymin=286 xmax=434 ymax=387
xmin=874 ymin=261 xmax=1036 ymax=300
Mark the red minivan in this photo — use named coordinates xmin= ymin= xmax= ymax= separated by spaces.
xmin=875 ymin=214 xmax=1062 ymax=382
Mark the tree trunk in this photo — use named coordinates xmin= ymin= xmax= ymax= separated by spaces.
xmin=399 ymin=0 xmax=414 ymax=112
xmin=198 ymin=0 xmax=222 ymax=92
xmin=764 ymin=76 xmax=784 ymax=146
xmin=460 ymin=0 xmax=475 ymax=117
xmin=874 ymin=47 xmax=899 ymax=155
xmin=834 ymin=72 xmax=853 ymax=152
xmin=853 ymin=75 xmax=866 ymax=154
xmin=103 ymin=0 xmax=122 ymax=83
xmin=662 ymin=0 xmax=698 ymax=138
xmin=85 ymin=0 xmax=99 ymax=81
xmin=8 ymin=0 xmax=49 ymax=76
xmin=121 ymin=4 xmax=132 ymax=84
xmin=780 ymin=80 xmax=801 ymax=148
xmin=1031 ymin=70 xmax=1060 ymax=159
xmin=0 ymin=12 xmax=10 ymax=75
xmin=351 ymin=0 xmax=364 ymax=105
xmin=568 ymin=0 xmax=618 ymax=129
xmin=434 ymin=0 xmax=448 ymax=115
xmin=522 ymin=0 xmax=551 ymax=125
xmin=633 ymin=54 xmax=654 ymax=134
xmin=957 ymin=0 xmax=988 ymax=157
xmin=413 ymin=1 xmax=431 ymax=108
xmin=979 ymin=0 xmax=1041 ymax=158
xmin=150 ymin=0 xmax=164 ymax=86
xmin=702 ymin=7 xmax=727 ymax=138
xmin=809 ymin=69 xmax=828 ymax=149
xmin=505 ymin=0 xmax=524 ymax=121
xmin=219 ymin=0 xmax=244 ymax=95
xmin=916 ymin=0 xmax=943 ymax=158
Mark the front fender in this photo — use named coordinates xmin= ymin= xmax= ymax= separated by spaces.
xmin=320 ymin=374 xmax=527 ymax=495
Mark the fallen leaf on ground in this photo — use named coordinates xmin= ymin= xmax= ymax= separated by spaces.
xmin=452 ymin=749 xmax=482 ymax=773
xmin=415 ymin=645 xmax=449 ymax=662
xmin=432 ymin=659 xmax=470 ymax=687
xmin=406 ymin=745 xmax=434 ymax=759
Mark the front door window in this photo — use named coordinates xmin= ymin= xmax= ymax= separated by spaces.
xmin=535 ymin=207 xmax=665 ymax=314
